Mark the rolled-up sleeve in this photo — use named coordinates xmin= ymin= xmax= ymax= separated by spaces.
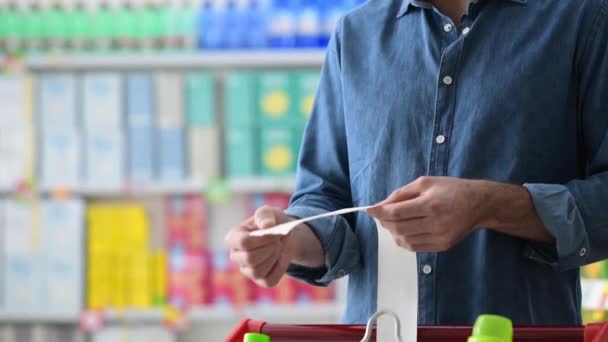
xmin=284 ymin=19 xmax=362 ymax=286
xmin=523 ymin=1 xmax=608 ymax=271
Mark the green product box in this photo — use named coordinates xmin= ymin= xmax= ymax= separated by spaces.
xmin=226 ymin=126 xmax=258 ymax=179
xmin=258 ymin=71 xmax=294 ymax=126
xmin=225 ymin=72 xmax=257 ymax=127
xmin=186 ymin=73 xmax=215 ymax=127
xmin=260 ymin=126 xmax=300 ymax=177
xmin=292 ymin=70 xmax=321 ymax=123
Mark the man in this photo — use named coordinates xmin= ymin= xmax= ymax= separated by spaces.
xmin=226 ymin=0 xmax=608 ymax=325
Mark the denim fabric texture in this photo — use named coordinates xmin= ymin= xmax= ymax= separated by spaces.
xmin=284 ymin=0 xmax=608 ymax=325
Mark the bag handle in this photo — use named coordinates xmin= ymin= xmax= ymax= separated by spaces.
xmin=361 ymin=310 xmax=404 ymax=342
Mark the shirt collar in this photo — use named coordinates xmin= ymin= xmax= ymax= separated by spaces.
xmin=397 ymin=0 xmax=528 ymax=18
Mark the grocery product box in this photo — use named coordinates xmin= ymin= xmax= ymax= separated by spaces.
xmin=225 ymin=72 xmax=257 ymax=127
xmin=165 ymin=195 xmax=208 ymax=252
xmin=189 ymin=126 xmax=221 ymax=182
xmin=39 ymin=73 xmax=77 ymax=129
xmin=41 ymin=199 xmax=84 ymax=315
xmin=255 ymin=277 xmax=299 ymax=306
xmin=84 ymin=130 xmax=124 ymax=189
xmin=168 ymin=247 xmax=211 ymax=309
xmin=129 ymin=251 xmax=152 ymax=308
xmin=3 ymin=200 xmax=43 ymax=314
xmin=151 ymin=250 xmax=167 ymax=307
xmin=225 ymin=126 xmax=257 ymax=179
xmin=126 ymin=73 xmax=156 ymax=183
xmin=258 ymin=71 xmax=294 ymax=126
xmin=186 ymin=72 xmax=215 ymax=127
xmin=156 ymin=72 xmax=184 ymax=129
xmin=260 ymin=126 xmax=299 ymax=177
xmin=159 ymin=128 xmax=186 ymax=181
xmin=82 ymin=73 xmax=123 ymax=130
xmin=41 ymin=128 xmax=80 ymax=189
xmin=211 ymin=250 xmax=255 ymax=308
xmin=292 ymin=70 xmax=320 ymax=122
xmin=0 ymin=76 xmax=27 ymax=124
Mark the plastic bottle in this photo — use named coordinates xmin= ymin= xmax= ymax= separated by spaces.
xmin=115 ymin=0 xmax=136 ymax=51
xmin=66 ymin=0 xmax=90 ymax=52
xmin=268 ymin=0 xmax=296 ymax=48
xmin=23 ymin=0 xmax=44 ymax=53
xmin=46 ymin=0 xmax=67 ymax=51
xmin=198 ymin=0 xmax=225 ymax=49
xmin=179 ymin=0 xmax=198 ymax=50
xmin=468 ymin=315 xmax=513 ymax=342
xmin=94 ymin=0 xmax=116 ymax=51
xmin=3 ymin=1 xmax=21 ymax=53
xmin=246 ymin=0 xmax=267 ymax=49
xmin=0 ymin=2 xmax=7 ymax=52
xmin=244 ymin=333 xmax=270 ymax=342
xmin=296 ymin=0 xmax=320 ymax=48
xmin=224 ymin=0 xmax=245 ymax=49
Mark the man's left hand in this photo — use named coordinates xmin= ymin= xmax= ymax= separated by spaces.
xmin=367 ymin=176 xmax=491 ymax=253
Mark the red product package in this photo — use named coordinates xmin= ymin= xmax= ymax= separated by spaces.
xmin=212 ymin=250 xmax=255 ymax=308
xmin=166 ymin=195 xmax=208 ymax=253
xmin=168 ymin=247 xmax=212 ymax=309
xmin=247 ymin=193 xmax=292 ymax=216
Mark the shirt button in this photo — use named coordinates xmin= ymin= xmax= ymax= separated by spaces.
xmin=422 ymin=265 xmax=433 ymax=275
xmin=443 ymin=75 xmax=453 ymax=85
xmin=580 ymin=248 xmax=587 ymax=257
xmin=462 ymin=27 xmax=471 ymax=35
xmin=444 ymin=23 xmax=453 ymax=32
xmin=435 ymin=135 xmax=446 ymax=144
xmin=338 ymin=269 xmax=347 ymax=277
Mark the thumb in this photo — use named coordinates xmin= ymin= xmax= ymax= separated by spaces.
xmin=254 ymin=206 xmax=282 ymax=229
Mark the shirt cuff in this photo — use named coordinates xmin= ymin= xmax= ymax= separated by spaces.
xmin=523 ymin=183 xmax=589 ymax=271
xmin=284 ymin=205 xmax=361 ymax=286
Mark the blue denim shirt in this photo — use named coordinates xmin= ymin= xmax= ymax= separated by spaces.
xmin=284 ymin=0 xmax=608 ymax=326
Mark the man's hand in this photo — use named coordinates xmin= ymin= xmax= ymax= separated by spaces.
xmin=225 ymin=206 xmax=296 ymax=288
xmin=368 ymin=176 xmax=490 ymax=253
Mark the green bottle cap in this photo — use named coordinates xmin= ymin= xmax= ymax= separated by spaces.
xmin=244 ymin=333 xmax=270 ymax=342
xmin=468 ymin=315 xmax=513 ymax=342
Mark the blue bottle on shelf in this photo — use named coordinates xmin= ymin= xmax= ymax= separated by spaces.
xmin=246 ymin=0 xmax=268 ymax=49
xmin=224 ymin=0 xmax=246 ymax=49
xmin=319 ymin=0 xmax=345 ymax=47
xmin=268 ymin=0 xmax=296 ymax=49
xmin=198 ymin=0 xmax=225 ymax=49
xmin=296 ymin=0 xmax=321 ymax=48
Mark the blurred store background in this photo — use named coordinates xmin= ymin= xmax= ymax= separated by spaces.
xmin=0 ymin=0 xmax=605 ymax=341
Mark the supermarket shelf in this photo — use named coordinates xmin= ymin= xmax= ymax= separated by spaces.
xmin=103 ymin=309 xmax=166 ymax=323
xmin=190 ymin=303 xmax=341 ymax=322
xmin=25 ymin=50 xmax=326 ymax=70
xmin=102 ymin=304 xmax=340 ymax=324
xmin=28 ymin=178 xmax=296 ymax=197
xmin=0 ymin=312 xmax=79 ymax=323
xmin=229 ymin=177 xmax=296 ymax=193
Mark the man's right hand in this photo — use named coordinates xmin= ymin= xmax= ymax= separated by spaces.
xmin=225 ymin=206 xmax=296 ymax=288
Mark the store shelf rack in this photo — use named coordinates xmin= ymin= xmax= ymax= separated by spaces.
xmin=24 ymin=50 xmax=326 ymax=70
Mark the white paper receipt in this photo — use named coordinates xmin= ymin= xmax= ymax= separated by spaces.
xmin=250 ymin=205 xmax=418 ymax=342
xmin=249 ymin=205 xmax=374 ymax=237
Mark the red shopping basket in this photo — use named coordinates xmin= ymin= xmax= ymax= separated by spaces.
xmin=227 ymin=319 xmax=608 ymax=342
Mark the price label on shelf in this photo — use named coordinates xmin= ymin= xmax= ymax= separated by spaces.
xmin=79 ymin=310 xmax=105 ymax=332
xmin=206 ymin=178 xmax=231 ymax=204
